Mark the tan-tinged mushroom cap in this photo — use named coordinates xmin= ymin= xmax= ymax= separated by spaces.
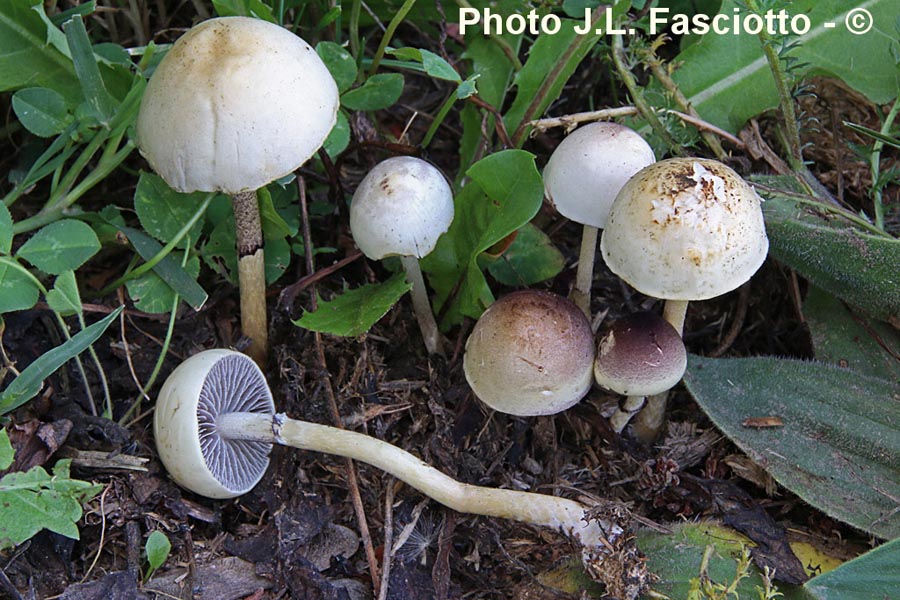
xmin=594 ymin=312 xmax=687 ymax=397
xmin=136 ymin=16 xmax=339 ymax=194
xmin=600 ymin=158 xmax=768 ymax=302
xmin=463 ymin=290 xmax=595 ymax=416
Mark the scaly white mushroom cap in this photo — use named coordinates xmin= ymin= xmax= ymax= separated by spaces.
xmin=154 ymin=349 xmax=275 ymax=499
xmin=136 ymin=17 xmax=339 ymax=194
xmin=349 ymin=157 xmax=454 ymax=260
xmin=600 ymin=158 xmax=768 ymax=301
xmin=543 ymin=122 xmax=655 ymax=229
xmin=463 ymin=291 xmax=595 ymax=416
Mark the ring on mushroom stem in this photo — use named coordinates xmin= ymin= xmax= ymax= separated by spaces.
xmin=136 ymin=17 xmax=339 ymax=366
xmin=543 ymin=122 xmax=655 ymax=317
xmin=600 ymin=158 xmax=768 ymax=441
xmin=349 ymin=156 xmax=454 ymax=356
xmin=463 ymin=290 xmax=595 ymax=416
xmin=154 ymin=349 xmax=620 ymax=578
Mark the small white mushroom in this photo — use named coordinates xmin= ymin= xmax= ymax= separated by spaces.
xmin=349 ymin=156 xmax=454 ymax=355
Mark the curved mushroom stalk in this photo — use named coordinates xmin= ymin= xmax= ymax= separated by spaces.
xmin=154 ymin=349 xmax=626 ymax=582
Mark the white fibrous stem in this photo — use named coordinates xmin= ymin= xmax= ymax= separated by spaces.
xmin=400 ymin=254 xmax=445 ymax=356
xmin=633 ymin=299 xmax=688 ymax=442
xmin=609 ymin=395 xmax=646 ymax=433
xmin=572 ymin=225 xmax=599 ymax=318
xmin=215 ymin=411 xmax=618 ymax=570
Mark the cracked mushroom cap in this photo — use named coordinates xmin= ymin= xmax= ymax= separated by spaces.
xmin=594 ymin=312 xmax=687 ymax=396
xmin=463 ymin=290 xmax=595 ymax=416
xmin=543 ymin=122 xmax=655 ymax=229
xmin=600 ymin=158 xmax=768 ymax=301
xmin=154 ymin=349 xmax=275 ymax=499
xmin=136 ymin=17 xmax=339 ymax=194
xmin=349 ymin=156 xmax=454 ymax=260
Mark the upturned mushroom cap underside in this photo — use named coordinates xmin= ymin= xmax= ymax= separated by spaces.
xmin=136 ymin=17 xmax=339 ymax=194
xmin=543 ymin=122 xmax=655 ymax=229
xmin=349 ymin=156 xmax=454 ymax=259
xmin=154 ymin=349 xmax=275 ymax=499
xmin=600 ymin=158 xmax=769 ymax=301
xmin=463 ymin=291 xmax=595 ymax=416
xmin=594 ymin=312 xmax=687 ymax=396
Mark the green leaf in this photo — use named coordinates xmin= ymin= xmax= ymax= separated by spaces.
xmin=134 ymin=172 xmax=208 ymax=246
xmin=125 ymin=253 xmax=200 ymax=314
xmin=341 ymin=73 xmax=404 ymax=111
xmin=121 ymin=227 xmax=207 ymax=311
xmin=144 ymin=530 xmax=172 ymax=575
xmin=294 ymin=272 xmax=412 ymax=337
xmin=0 ymin=459 xmax=101 ymax=550
xmin=12 ymin=87 xmax=71 ymax=137
xmin=0 ymin=203 xmax=12 ymax=255
xmin=258 ymin=186 xmax=292 ymax=240
xmin=422 ymin=150 xmax=544 ymax=325
xmin=760 ymin=188 xmax=900 ymax=325
xmin=683 ymin=355 xmax=900 ymax=539
xmin=323 ymin=110 xmax=351 ymax=158
xmin=46 ymin=270 xmax=82 ymax=316
xmin=804 ymin=537 xmax=900 ymax=599
xmin=212 ymin=0 xmax=276 ymax=22
xmin=803 ymin=286 xmax=900 ymax=382
xmin=0 ymin=262 xmax=39 ymax=313
xmin=63 ymin=15 xmax=116 ymax=123
xmin=388 ymin=47 xmax=461 ymax=82
xmin=669 ymin=0 xmax=900 ymax=133
xmin=0 ymin=0 xmax=80 ymax=101
xmin=317 ymin=41 xmax=357 ymax=93
xmin=0 ymin=430 xmax=13 ymax=470
xmin=264 ymin=237 xmax=290 ymax=285
xmin=484 ymin=223 xmax=566 ymax=286
xmin=16 ymin=219 xmax=100 ymax=275
xmin=0 ymin=306 xmax=122 ymax=415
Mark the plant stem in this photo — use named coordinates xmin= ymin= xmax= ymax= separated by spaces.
xmin=368 ymin=0 xmax=417 ymax=76
xmin=869 ymin=97 xmax=900 ymax=231
xmin=232 ymin=190 xmax=268 ymax=367
xmin=422 ymin=90 xmax=457 ymax=148
xmin=400 ymin=255 xmax=444 ymax=356
xmin=571 ymin=225 xmax=598 ymax=318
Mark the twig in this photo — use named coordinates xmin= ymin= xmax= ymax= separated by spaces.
xmin=297 ymin=176 xmax=381 ymax=595
xmin=376 ymin=479 xmax=396 ymax=600
xmin=466 ymin=95 xmax=513 ymax=149
xmin=277 ymin=250 xmax=363 ymax=309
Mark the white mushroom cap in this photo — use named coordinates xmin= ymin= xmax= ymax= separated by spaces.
xmin=543 ymin=122 xmax=655 ymax=229
xmin=463 ymin=290 xmax=595 ymax=416
xmin=136 ymin=17 xmax=339 ymax=194
xmin=349 ymin=157 xmax=454 ymax=259
xmin=594 ymin=312 xmax=687 ymax=396
xmin=600 ymin=158 xmax=768 ymax=301
xmin=154 ymin=349 xmax=275 ymax=499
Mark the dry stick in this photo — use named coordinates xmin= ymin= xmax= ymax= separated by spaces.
xmin=376 ymin=480 xmax=396 ymax=600
xmin=297 ymin=177 xmax=381 ymax=595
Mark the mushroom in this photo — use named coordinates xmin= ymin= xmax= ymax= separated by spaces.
xmin=349 ymin=156 xmax=454 ymax=355
xmin=154 ymin=349 xmax=619 ymax=576
xmin=600 ymin=158 xmax=768 ymax=440
xmin=463 ymin=290 xmax=595 ymax=416
xmin=593 ymin=312 xmax=687 ymax=433
xmin=136 ymin=17 xmax=339 ymax=366
xmin=543 ymin=122 xmax=655 ymax=316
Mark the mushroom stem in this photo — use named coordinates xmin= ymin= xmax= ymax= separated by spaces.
xmin=232 ymin=190 xmax=268 ymax=366
xmin=215 ymin=411 xmax=610 ymax=565
xmin=400 ymin=254 xmax=444 ymax=356
xmin=609 ymin=395 xmax=646 ymax=433
xmin=571 ymin=225 xmax=599 ymax=318
xmin=632 ymin=300 xmax=688 ymax=442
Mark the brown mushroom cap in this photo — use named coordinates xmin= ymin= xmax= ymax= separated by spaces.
xmin=463 ymin=290 xmax=595 ymax=416
xmin=594 ymin=312 xmax=687 ymax=396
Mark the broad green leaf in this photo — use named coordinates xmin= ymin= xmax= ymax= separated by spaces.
xmin=46 ymin=270 xmax=82 ymax=316
xmin=0 ymin=262 xmax=39 ymax=313
xmin=63 ymin=15 xmax=116 ymax=123
xmin=134 ymin=172 xmax=208 ymax=246
xmin=0 ymin=306 xmax=122 ymax=414
xmin=804 ymin=537 xmax=900 ymax=599
xmin=0 ymin=430 xmax=13 ymax=470
xmin=0 ymin=0 xmax=80 ymax=101
xmin=121 ymin=227 xmax=207 ymax=311
xmin=264 ymin=237 xmax=290 ymax=285
xmin=422 ymin=150 xmax=544 ymax=325
xmin=388 ymin=47 xmax=461 ymax=82
xmin=17 ymin=219 xmax=100 ymax=275
xmin=294 ymin=271 xmax=412 ymax=337
xmin=0 ymin=204 xmax=12 ymax=254
xmin=323 ymin=110 xmax=351 ymax=158
xmin=0 ymin=459 xmax=101 ymax=549
xmin=760 ymin=189 xmax=900 ymax=325
xmin=341 ymin=73 xmax=404 ymax=111
xmin=670 ymin=0 xmax=900 ymax=133
xmin=124 ymin=254 xmax=200 ymax=314
xmin=317 ymin=41 xmax=357 ymax=93
xmin=484 ymin=223 xmax=566 ymax=286
xmin=258 ymin=187 xmax=292 ymax=240
xmin=803 ymin=286 xmax=900 ymax=382
xmin=12 ymin=87 xmax=71 ymax=137
xmin=683 ymin=355 xmax=900 ymax=539
xmin=145 ymin=530 xmax=171 ymax=575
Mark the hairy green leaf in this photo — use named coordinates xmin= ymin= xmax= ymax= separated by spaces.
xmin=17 ymin=219 xmax=100 ymax=275
xmin=804 ymin=537 xmax=900 ymax=599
